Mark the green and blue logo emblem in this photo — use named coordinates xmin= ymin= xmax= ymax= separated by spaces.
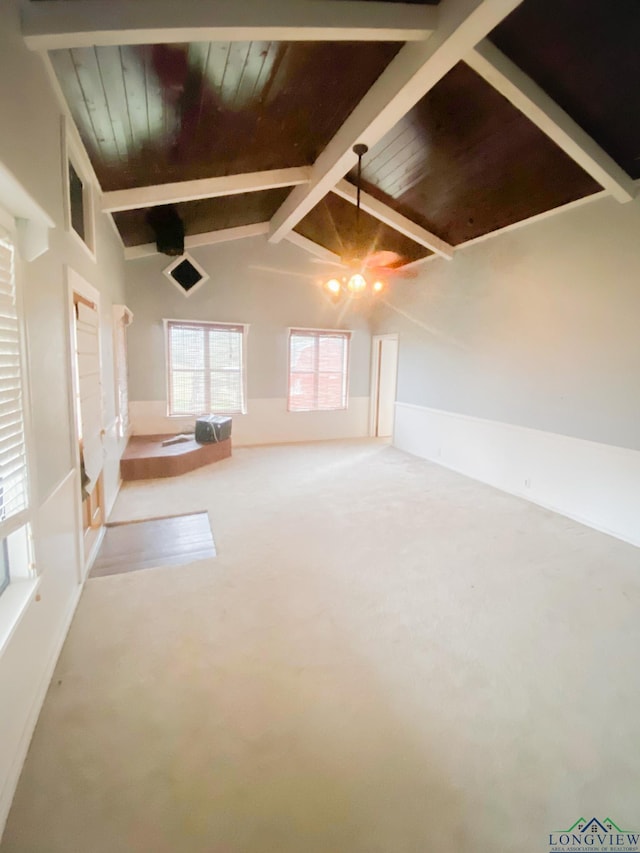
xmin=549 ymin=817 xmax=639 ymax=851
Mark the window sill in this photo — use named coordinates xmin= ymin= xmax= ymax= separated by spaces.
xmin=0 ymin=576 xmax=40 ymax=660
xmin=287 ymin=407 xmax=348 ymax=413
xmin=68 ymin=226 xmax=96 ymax=262
xmin=166 ymin=412 xmax=245 ymax=418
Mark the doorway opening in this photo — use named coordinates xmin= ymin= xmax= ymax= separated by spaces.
xmin=370 ymin=334 xmax=399 ymax=439
xmin=68 ymin=273 xmax=105 ymax=569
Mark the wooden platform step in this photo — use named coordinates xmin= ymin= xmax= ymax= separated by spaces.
xmin=121 ymin=435 xmax=231 ymax=480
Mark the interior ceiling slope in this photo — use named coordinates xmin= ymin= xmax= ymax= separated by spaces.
xmin=31 ymin=0 xmax=640 ymax=261
xmin=295 ymin=193 xmax=434 ymax=265
xmin=490 ymin=0 xmax=640 ymax=180
xmin=347 ymin=61 xmax=600 ymax=245
xmin=49 ymin=40 xmax=402 ymax=190
xmin=113 ymin=188 xmax=292 ymax=249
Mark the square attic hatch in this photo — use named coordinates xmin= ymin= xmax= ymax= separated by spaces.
xmin=163 ymin=254 xmax=209 ymax=297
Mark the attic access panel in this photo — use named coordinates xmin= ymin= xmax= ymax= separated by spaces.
xmin=489 ymin=0 xmax=640 ymax=179
xmin=112 ymin=186 xmax=290 ymax=247
xmin=350 ymin=61 xmax=601 ymax=245
xmin=49 ymin=40 xmax=401 ymax=191
xmin=295 ymin=192 xmax=433 ymax=265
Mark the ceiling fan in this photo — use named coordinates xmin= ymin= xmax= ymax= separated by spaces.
xmin=250 ymin=143 xmax=415 ymax=297
xmin=317 ymin=143 xmax=412 ymax=299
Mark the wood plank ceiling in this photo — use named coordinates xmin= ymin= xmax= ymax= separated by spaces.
xmin=349 ymin=61 xmax=601 ymax=245
xmin=113 ymin=188 xmax=291 ymax=248
xmin=490 ymin=0 xmax=640 ymax=180
xmin=30 ymin=0 xmax=639 ymax=261
xmin=295 ymin=193 xmax=433 ymax=264
xmin=49 ymin=41 xmax=402 ymax=190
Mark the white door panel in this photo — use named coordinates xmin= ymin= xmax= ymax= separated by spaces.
xmin=377 ymin=338 xmax=398 ymax=437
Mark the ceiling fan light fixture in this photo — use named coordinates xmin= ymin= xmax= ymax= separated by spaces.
xmin=321 ymin=143 xmax=394 ymax=301
xmin=347 ymin=272 xmax=367 ymax=294
xmin=322 ymin=267 xmax=388 ymax=301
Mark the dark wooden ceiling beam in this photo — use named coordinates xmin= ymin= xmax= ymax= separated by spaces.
xmin=466 ymin=41 xmax=637 ymax=203
xmin=22 ymin=0 xmax=437 ymax=51
xmin=268 ymin=0 xmax=525 ymax=244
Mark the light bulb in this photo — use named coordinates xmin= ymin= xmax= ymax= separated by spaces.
xmin=372 ymin=280 xmax=385 ymax=293
xmin=325 ymin=278 xmax=341 ymax=294
xmin=347 ymin=273 xmax=367 ymax=293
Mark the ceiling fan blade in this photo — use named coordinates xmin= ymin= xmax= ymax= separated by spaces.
xmin=368 ymin=264 xmax=418 ymax=280
xmin=363 ymin=250 xmax=404 ymax=269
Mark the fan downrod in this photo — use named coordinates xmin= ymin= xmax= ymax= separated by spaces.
xmin=353 ymin=143 xmax=368 ymax=158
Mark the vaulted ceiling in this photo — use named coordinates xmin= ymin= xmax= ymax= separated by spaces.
xmin=22 ymin=0 xmax=640 ymax=265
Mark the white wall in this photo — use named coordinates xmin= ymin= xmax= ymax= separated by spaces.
xmin=372 ymin=194 xmax=640 ymax=546
xmin=0 ymin=0 xmax=128 ymax=835
xmin=125 ymin=237 xmax=372 ymax=444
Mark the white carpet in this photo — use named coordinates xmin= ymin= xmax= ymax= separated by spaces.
xmin=2 ymin=440 xmax=639 ymax=852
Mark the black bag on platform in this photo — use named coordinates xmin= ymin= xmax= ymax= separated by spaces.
xmin=195 ymin=415 xmax=232 ymax=443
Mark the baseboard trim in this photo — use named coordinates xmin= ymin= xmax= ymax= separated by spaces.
xmin=394 ymin=403 xmax=640 ymax=548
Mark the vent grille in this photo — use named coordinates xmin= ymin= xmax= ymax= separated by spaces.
xmin=163 ymin=253 xmax=209 ymax=297
xmin=170 ymin=259 xmax=202 ymax=292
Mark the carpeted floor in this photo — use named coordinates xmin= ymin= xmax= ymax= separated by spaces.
xmin=2 ymin=440 xmax=639 ymax=852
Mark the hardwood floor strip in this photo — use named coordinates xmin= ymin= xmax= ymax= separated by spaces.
xmin=90 ymin=512 xmax=216 ymax=578
xmin=105 ymin=510 xmax=207 ymax=526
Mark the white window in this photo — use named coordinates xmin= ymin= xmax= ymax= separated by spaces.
xmin=288 ymin=328 xmax=350 ymax=412
xmin=0 ymin=223 xmax=34 ymax=602
xmin=165 ymin=320 xmax=247 ymax=416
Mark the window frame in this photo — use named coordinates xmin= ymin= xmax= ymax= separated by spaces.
xmin=0 ymin=208 xmax=37 ymax=651
xmin=0 ymin=538 xmax=9 ymax=597
xmin=62 ymin=116 xmax=96 ymax=261
xmin=287 ymin=327 xmax=351 ymax=413
xmin=164 ymin=318 xmax=248 ymax=417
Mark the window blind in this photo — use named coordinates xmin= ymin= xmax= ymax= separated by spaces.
xmin=0 ymin=229 xmax=28 ymax=531
xmin=166 ymin=320 xmax=245 ymax=415
xmin=288 ymin=329 xmax=350 ymax=412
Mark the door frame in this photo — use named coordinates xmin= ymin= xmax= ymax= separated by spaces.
xmin=65 ymin=266 xmax=105 ymax=579
xmin=369 ymin=333 xmax=399 ymax=437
